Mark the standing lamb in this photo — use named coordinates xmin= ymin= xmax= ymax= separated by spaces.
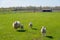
xmin=13 ymin=21 xmax=21 ymax=29
xmin=41 ymin=26 xmax=46 ymax=36
xmin=29 ymin=22 xmax=33 ymax=28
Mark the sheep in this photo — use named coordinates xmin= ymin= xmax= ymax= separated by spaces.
xmin=13 ymin=21 xmax=21 ymax=29
xmin=20 ymin=24 xmax=24 ymax=29
xmin=29 ymin=22 xmax=33 ymax=28
xmin=41 ymin=26 xmax=46 ymax=36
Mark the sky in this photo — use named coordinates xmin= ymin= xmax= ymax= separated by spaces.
xmin=0 ymin=0 xmax=60 ymax=8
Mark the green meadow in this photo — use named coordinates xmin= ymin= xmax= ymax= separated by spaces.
xmin=0 ymin=11 xmax=60 ymax=40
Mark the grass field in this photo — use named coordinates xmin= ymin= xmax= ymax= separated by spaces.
xmin=0 ymin=11 xmax=60 ymax=40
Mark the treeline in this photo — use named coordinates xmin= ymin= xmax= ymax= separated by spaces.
xmin=0 ymin=6 xmax=60 ymax=12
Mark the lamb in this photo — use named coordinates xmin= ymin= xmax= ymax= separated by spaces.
xmin=29 ymin=22 xmax=33 ymax=28
xmin=20 ymin=24 xmax=24 ymax=29
xmin=41 ymin=26 xmax=46 ymax=36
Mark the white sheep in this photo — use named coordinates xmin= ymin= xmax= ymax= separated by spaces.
xmin=29 ymin=22 xmax=33 ymax=28
xmin=41 ymin=26 xmax=46 ymax=36
xmin=13 ymin=21 xmax=21 ymax=29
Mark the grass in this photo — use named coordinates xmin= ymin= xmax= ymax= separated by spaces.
xmin=0 ymin=11 xmax=60 ymax=40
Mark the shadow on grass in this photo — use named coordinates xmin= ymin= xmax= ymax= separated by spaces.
xmin=32 ymin=28 xmax=37 ymax=30
xmin=46 ymin=36 xmax=53 ymax=39
xmin=17 ymin=30 xmax=26 ymax=32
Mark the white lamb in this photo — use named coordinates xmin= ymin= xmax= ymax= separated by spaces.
xmin=29 ymin=22 xmax=33 ymax=28
xmin=41 ymin=26 xmax=46 ymax=36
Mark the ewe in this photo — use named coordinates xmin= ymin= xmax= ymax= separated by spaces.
xmin=13 ymin=21 xmax=21 ymax=29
